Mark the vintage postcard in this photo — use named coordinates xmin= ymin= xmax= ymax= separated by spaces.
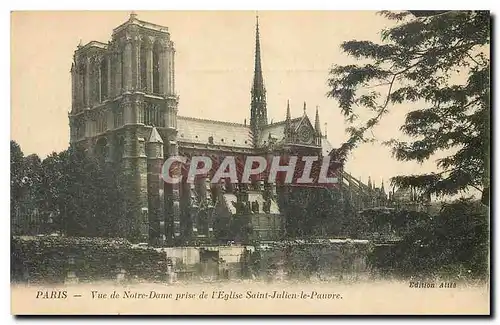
xmin=10 ymin=10 xmax=491 ymax=315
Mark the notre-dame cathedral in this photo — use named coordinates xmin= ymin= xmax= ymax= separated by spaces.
xmin=68 ymin=13 xmax=422 ymax=246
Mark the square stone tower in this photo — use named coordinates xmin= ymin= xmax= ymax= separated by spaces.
xmin=68 ymin=13 xmax=180 ymax=243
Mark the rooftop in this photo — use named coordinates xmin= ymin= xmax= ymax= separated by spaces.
xmin=113 ymin=12 xmax=169 ymax=35
xmin=76 ymin=40 xmax=108 ymax=52
xmin=177 ymin=116 xmax=253 ymax=149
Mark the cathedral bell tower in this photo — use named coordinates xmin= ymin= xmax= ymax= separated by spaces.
xmin=250 ymin=15 xmax=268 ymax=145
xmin=68 ymin=12 xmax=180 ymax=243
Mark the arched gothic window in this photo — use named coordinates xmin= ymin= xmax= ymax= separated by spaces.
xmin=152 ymin=42 xmax=161 ymax=94
xmin=116 ymin=136 xmax=125 ymax=162
xmin=140 ymin=41 xmax=148 ymax=91
xmin=97 ymin=112 xmax=106 ymax=134
xmin=138 ymin=103 xmax=145 ymax=124
xmin=93 ymin=61 xmax=100 ymax=104
xmin=114 ymin=106 xmax=123 ymax=128
xmin=96 ymin=137 xmax=108 ymax=162
xmin=121 ymin=52 xmax=126 ymax=89
xmin=144 ymin=103 xmax=165 ymax=127
xmin=81 ymin=63 xmax=87 ymax=106
xmin=100 ymin=59 xmax=108 ymax=101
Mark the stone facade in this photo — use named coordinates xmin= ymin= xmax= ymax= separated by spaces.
xmin=69 ymin=14 xmax=180 ymax=244
xmin=69 ymin=14 xmax=410 ymax=246
xmin=68 ymin=13 xmax=337 ymax=246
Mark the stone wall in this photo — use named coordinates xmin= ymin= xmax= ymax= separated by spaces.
xmin=12 ymin=236 xmax=374 ymax=284
xmin=249 ymin=240 xmax=372 ymax=280
xmin=11 ymin=236 xmax=169 ymax=284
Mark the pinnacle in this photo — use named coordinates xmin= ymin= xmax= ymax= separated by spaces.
xmin=148 ymin=127 xmax=163 ymax=143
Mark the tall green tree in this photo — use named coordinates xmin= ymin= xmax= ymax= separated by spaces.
xmin=369 ymin=198 xmax=489 ymax=278
xmin=22 ymin=154 xmax=43 ymax=231
xmin=327 ymin=11 xmax=490 ymax=202
xmin=61 ymin=145 xmax=108 ymax=237
xmin=11 ymin=141 xmax=128 ymax=238
xmin=11 ymin=141 xmax=24 ymax=231
xmin=62 ymin=146 xmax=127 ymax=238
xmin=40 ymin=150 xmax=69 ymax=232
xmin=10 ymin=141 xmax=24 ymax=203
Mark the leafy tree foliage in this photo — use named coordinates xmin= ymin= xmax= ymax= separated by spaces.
xmin=11 ymin=142 xmax=126 ymax=238
xmin=10 ymin=141 xmax=24 ymax=221
xmin=369 ymin=198 xmax=489 ymax=279
xmin=39 ymin=150 xmax=70 ymax=232
xmin=11 ymin=141 xmax=46 ymax=233
xmin=279 ymin=186 xmax=352 ymax=238
xmin=327 ymin=11 xmax=490 ymax=200
xmin=52 ymin=146 xmax=127 ymax=237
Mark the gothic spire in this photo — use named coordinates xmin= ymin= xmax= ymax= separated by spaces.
xmin=314 ymin=106 xmax=322 ymax=137
xmin=286 ymin=100 xmax=291 ymax=121
xmin=253 ymin=15 xmax=263 ymax=93
xmin=250 ymin=14 xmax=267 ymax=144
xmin=285 ymin=100 xmax=292 ymax=142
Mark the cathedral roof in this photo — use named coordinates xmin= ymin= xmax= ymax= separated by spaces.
xmin=76 ymin=41 xmax=108 ymax=52
xmin=257 ymin=118 xmax=301 ymax=147
xmin=176 ymin=114 xmax=336 ymax=155
xmin=113 ymin=12 xmax=169 ymax=35
xmin=177 ymin=116 xmax=253 ymax=149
